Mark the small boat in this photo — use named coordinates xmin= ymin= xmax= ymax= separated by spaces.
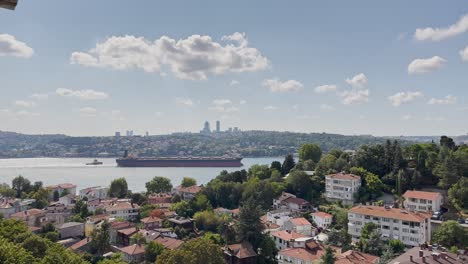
xmin=86 ymin=159 xmax=103 ymax=165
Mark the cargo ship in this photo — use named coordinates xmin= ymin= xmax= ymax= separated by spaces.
xmin=116 ymin=151 xmax=243 ymax=167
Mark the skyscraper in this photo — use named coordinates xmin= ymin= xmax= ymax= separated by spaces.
xmin=216 ymin=120 xmax=220 ymax=133
xmin=201 ymin=121 xmax=211 ymax=134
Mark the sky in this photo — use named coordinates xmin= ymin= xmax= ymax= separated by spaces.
xmin=0 ymin=1 xmax=467 ymax=137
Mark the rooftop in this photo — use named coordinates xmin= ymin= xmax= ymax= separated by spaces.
xmin=117 ymin=227 xmax=138 ymax=236
xmin=349 ymin=205 xmax=431 ymax=222
xmin=11 ymin=208 xmax=44 ymax=218
xmin=119 ymin=244 xmax=145 ymax=256
xmin=311 ymin=211 xmax=333 ymax=219
xmin=289 ymin=217 xmax=312 ymax=226
xmin=153 ymin=236 xmax=184 ymax=250
xmin=271 ymin=230 xmax=307 ymax=241
xmin=326 ymin=173 xmax=361 ymax=180
xmin=403 ymin=190 xmax=442 ymax=200
xmin=279 ymin=247 xmax=324 ymax=262
xmin=70 ymin=237 xmax=92 ymax=251
xmin=47 ymin=183 xmax=77 ymax=189
xmin=283 ymin=196 xmax=310 ymax=206
xmin=336 ymin=250 xmax=379 ymax=264
xmin=389 ymin=246 xmax=466 ymax=264
xmin=57 ymin=222 xmax=84 ymax=229
xmin=224 ymin=242 xmax=257 ymax=259
xmin=175 ymin=185 xmax=203 ymax=194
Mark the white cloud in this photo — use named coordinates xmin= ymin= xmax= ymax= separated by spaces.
xmin=56 ymin=88 xmax=109 ymax=100
xmin=30 ymin=93 xmax=48 ymax=100
xmin=70 ymin=32 xmax=269 ymax=80
xmin=0 ymin=109 xmax=39 ymax=118
xmin=296 ymin=114 xmax=319 ymax=120
xmin=320 ymin=104 xmax=335 ymax=111
xmin=79 ymin=107 xmax=97 ymax=117
xmin=401 ymin=115 xmax=413 ymax=121
xmin=345 ymin=73 xmax=368 ymax=89
xmin=460 ymin=46 xmax=468 ymax=61
xmin=427 ymin=95 xmax=457 ymax=105
xmin=314 ymin=84 xmax=337 ymax=93
xmin=176 ymin=97 xmax=194 ymax=106
xmin=239 ymin=100 xmax=247 ymax=105
xmin=230 ymin=80 xmax=240 ymax=86
xmin=264 ymin=105 xmax=278 ymax=111
xmin=0 ymin=34 xmax=34 ymax=58
xmin=414 ymin=14 xmax=468 ymax=42
xmin=212 ymin=99 xmax=232 ymax=106
xmin=388 ymin=91 xmax=423 ymax=107
xmin=155 ymin=111 xmax=164 ymax=117
xmin=262 ymin=78 xmax=303 ymax=92
xmin=408 ymin=56 xmax=446 ymax=74
xmin=14 ymin=100 xmax=36 ymax=108
xmin=209 ymin=99 xmax=239 ymax=112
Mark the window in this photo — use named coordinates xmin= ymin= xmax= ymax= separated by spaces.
xmin=382 ymin=225 xmax=390 ymax=230
xmin=365 ymin=216 xmax=371 ymax=220
xmin=382 ymin=218 xmax=390 ymax=222
xmin=393 ymin=219 xmax=399 ymax=223
xmin=402 ymin=228 xmax=409 ymax=233
xmin=394 ymin=227 xmax=399 ymax=231
xmin=373 ymin=217 xmax=380 ymax=221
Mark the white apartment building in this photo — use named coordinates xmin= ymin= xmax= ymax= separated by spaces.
xmin=325 ymin=173 xmax=361 ymax=205
xmin=348 ymin=205 xmax=431 ymax=247
xmin=402 ymin=190 xmax=443 ymax=213
xmin=79 ymin=186 xmax=109 ymax=201
xmin=282 ymin=217 xmax=315 ymax=237
xmin=102 ymin=200 xmax=140 ymax=221
xmin=47 ymin=183 xmax=77 ymax=199
xmin=310 ymin=212 xmax=333 ymax=229
xmin=267 ymin=209 xmax=293 ymax=226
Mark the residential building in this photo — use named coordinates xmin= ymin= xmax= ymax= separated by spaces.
xmin=79 ymin=186 xmax=109 ymax=201
xmin=282 ymin=217 xmax=315 ymax=236
xmin=131 ymin=229 xmax=160 ymax=243
xmin=173 ymin=185 xmax=203 ymax=201
xmin=403 ymin=190 xmax=443 ymax=213
xmin=223 ymin=242 xmax=257 ymax=264
xmin=45 ymin=202 xmax=74 ymax=225
xmin=58 ymin=194 xmax=76 ymax=206
xmin=277 ymin=240 xmax=325 ymax=264
xmin=325 ymin=173 xmax=361 ymax=205
xmin=11 ymin=208 xmax=47 ymax=227
xmin=117 ymin=227 xmax=138 ymax=246
xmin=310 ymin=212 xmax=333 ymax=229
xmin=153 ymin=236 xmax=184 ymax=250
xmin=70 ymin=237 xmax=93 ymax=253
xmin=273 ymin=192 xmax=297 ymax=209
xmin=348 ymin=205 xmax=432 ymax=247
xmin=109 ymin=221 xmax=135 ymax=245
xmin=335 ymin=250 xmax=379 ymax=264
xmin=118 ymin=244 xmax=145 ymax=263
xmin=46 ymin=183 xmax=77 ymax=199
xmin=85 ymin=214 xmax=110 ymax=237
xmin=56 ymin=222 xmax=85 ymax=239
xmin=270 ymin=230 xmax=309 ymax=250
xmin=141 ymin=216 xmax=162 ymax=230
xmin=167 ymin=216 xmax=194 ymax=231
xmin=101 ymin=199 xmax=140 ymax=221
xmin=275 ymin=196 xmax=311 ymax=212
xmin=148 ymin=192 xmax=172 ymax=205
xmin=388 ymin=245 xmax=467 ymax=264
xmin=266 ymin=209 xmax=293 ymax=226
xmin=0 ymin=198 xmax=34 ymax=218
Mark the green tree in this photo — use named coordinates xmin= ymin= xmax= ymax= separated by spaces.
xmin=0 ymin=183 xmax=15 ymax=198
xmin=321 ymin=246 xmax=336 ymax=264
xmin=433 ymin=220 xmax=468 ymax=248
xmin=434 ymin=154 xmax=460 ymax=190
xmin=156 ymin=237 xmax=224 ymax=264
xmin=248 ymin=164 xmax=271 ymax=180
xmin=91 ymin=220 xmax=111 ymax=255
xmin=440 ymin=136 xmax=456 ymax=150
xmin=145 ymin=241 xmax=165 ymax=263
xmin=30 ymin=188 xmax=50 ymax=209
xmin=361 ymin=222 xmax=378 ymax=239
xmin=0 ymin=237 xmax=37 ymax=264
xmin=171 ymin=201 xmax=194 ymax=218
xmin=388 ymin=239 xmax=405 ymax=253
xmin=362 ymin=230 xmax=385 ymax=255
xmin=130 ymin=232 xmax=147 ymax=245
xmin=238 ymin=198 xmax=264 ymax=248
xmin=257 ymin=235 xmax=278 ymax=264
xmin=146 ymin=176 xmax=173 ymax=193
xmin=109 ymin=177 xmax=128 ymax=198
xmin=181 ymin=177 xmax=197 ymax=188
xmin=97 ymin=253 xmax=127 ymax=264
xmin=299 ymin=143 xmax=322 ymax=163
xmin=21 ymin=236 xmax=48 ymax=258
xmin=364 ymin=172 xmax=384 ymax=198
xmin=448 ymin=177 xmax=468 ymax=212
xmin=12 ymin=176 xmax=31 ymax=198
xmin=281 ymin=154 xmax=296 ymax=175
xmin=194 ymin=210 xmax=223 ymax=232
xmin=315 ymin=154 xmax=337 ymax=176
xmin=270 ymin=161 xmax=282 ymax=173
xmin=53 ymin=190 xmax=60 ymax=202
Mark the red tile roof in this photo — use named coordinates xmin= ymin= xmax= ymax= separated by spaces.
xmin=349 ymin=206 xmax=431 ymax=222
xmin=153 ymin=237 xmax=184 ymax=250
xmin=403 ymin=190 xmax=442 ymax=200
xmin=117 ymin=227 xmax=138 ymax=236
xmin=311 ymin=212 xmax=333 ymax=219
xmin=70 ymin=237 xmax=92 ymax=251
xmin=110 ymin=221 xmax=134 ymax=230
xmin=175 ymin=185 xmax=202 ymax=194
xmin=283 ymin=196 xmax=309 ymax=206
xmin=271 ymin=230 xmax=306 ymax=241
xmin=11 ymin=208 xmax=44 ymax=219
xmin=47 ymin=183 xmax=76 ymax=189
xmin=326 ymin=173 xmax=360 ymax=180
xmin=119 ymin=244 xmax=145 ymax=256
xmin=289 ymin=217 xmax=311 ymax=226
xmin=141 ymin=216 xmax=162 ymax=224
xmin=224 ymin=242 xmax=257 ymax=259
xmin=279 ymin=247 xmax=324 ymax=262
xmin=336 ymin=250 xmax=379 ymax=264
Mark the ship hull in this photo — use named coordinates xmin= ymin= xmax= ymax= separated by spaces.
xmin=116 ymin=158 xmax=243 ymax=167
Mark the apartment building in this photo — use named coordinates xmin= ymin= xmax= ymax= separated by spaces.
xmin=79 ymin=186 xmax=109 ymax=201
xmin=402 ymin=190 xmax=443 ymax=213
xmin=348 ymin=205 xmax=431 ymax=247
xmin=310 ymin=212 xmax=333 ymax=229
xmin=325 ymin=173 xmax=361 ymax=205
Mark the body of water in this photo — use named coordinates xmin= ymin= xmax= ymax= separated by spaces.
xmin=0 ymin=157 xmax=281 ymax=192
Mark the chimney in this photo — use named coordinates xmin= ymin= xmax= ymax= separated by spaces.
xmin=419 ymin=250 xmax=424 ymax=257
xmin=422 ymin=256 xmax=426 ymax=263
xmin=410 ymin=256 xmax=413 ymax=262
xmin=433 ymin=254 xmax=438 ymax=261
xmin=428 ymin=245 xmax=432 ymax=251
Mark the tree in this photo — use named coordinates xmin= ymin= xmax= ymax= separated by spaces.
xmin=181 ymin=177 xmax=197 ymax=188
xmin=145 ymin=241 xmax=165 ymax=263
xmin=281 ymin=154 xmax=296 ymax=175
xmin=286 ymin=170 xmax=313 ymax=199
xmin=362 ymin=230 xmax=385 ymax=255
xmin=130 ymin=232 xmax=147 ymax=245
xmin=21 ymin=236 xmax=48 ymax=258
xmin=270 ymin=161 xmax=282 ymax=172
xmin=327 ymin=228 xmax=351 ymax=249
xmin=388 ymin=239 xmax=405 ymax=253
xmin=238 ymin=198 xmax=264 ymax=248
xmin=97 ymin=253 xmax=127 ymax=264
xmin=146 ymin=176 xmax=173 ymax=193
xmin=299 ymin=143 xmax=322 ymax=163
xmin=433 ymin=221 xmax=468 ymax=248
xmin=321 ymin=246 xmax=336 ymax=264
xmin=315 ymin=154 xmax=338 ymax=176
xmin=364 ymin=172 xmax=384 ymax=198
xmin=0 ymin=183 xmax=15 ymax=198
xmin=0 ymin=238 xmax=37 ymax=264
xmin=171 ymin=201 xmax=194 ymax=218
xmin=11 ymin=176 xmax=31 ymax=198
xmin=131 ymin=192 xmax=147 ymax=205
xmin=361 ymin=222 xmax=378 ymax=239
xmin=109 ymin=178 xmax=128 ymax=198
xmin=73 ymin=199 xmax=90 ymax=219
xmin=156 ymin=237 xmax=224 ymax=264
xmin=91 ymin=220 xmax=111 ymax=255
xmin=434 ymin=154 xmax=459 ymax=190
xmin=194 ymin=210 xmax=223 ymax=232
xmin=248 ymin=164 xmax=271 ymax=180
xmin=448 ymin=177 xmax=468 ymax=212
xmin=53 ymin=190 xmax=60 ymax=202
xmin=440 ymin=136 xmax=456 ymax=150
xmin=29 ymin=188 xmax=50 ymax=209
xmin=257 ymin=235 xmax=278 ymax=264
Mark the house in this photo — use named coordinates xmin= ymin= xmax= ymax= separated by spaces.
xmin=85 ymin=214 xmax=110 ymax=237
xmin=101 ymin=199 xmax=140 ymax=221
xmin=0 ymin=198 xmax=34 ymax=219
xmin=154 ymin=228 xmax=178 ymax=239
xmin=47 ymin=183 xmax=77 ymax=199
xmin=109 ymin=221 xmax=135 ymax=245
xmin=141 ymin=216 xmax=162 ymax=230
xmin=69 ymin=237 xmax=93 ymax=253
xmin=45 ymin=202 xmax=74 ymax=225
xmin=56 ymin=221 xmax=85 ymax=239
xmin=282 ymin=217 xmax=315 ymax=236
xmin=223 ymin=242 xmax=257 ymax=264
xmin=131 ymin=229 xmax=160 ymax=243
xmin=261 ymin=215 xmax=281 ymax=234
xmin=274 ymin=192 xmax=311 ymax=211
xmin=325 ymin=173 xmax=361 ymax=205
xmin=58 ymin=194 xmax=76 ymax=206
xmin=116 ymin=227 xmax=138 ymax=246
xmin=335 ymin=250 xmax=379 ymax=264
xmin=57 ymin=238 xmax=80 ymax=248
xmin=270 ymin=230 xmax=308 ymax=250
xmin=277 ymin=240 xmax=325 ymax=264
xmin=79 ymin=186 xmax=109 ymax=201
xmin=273 ymin=192 xmax=297 ymax=209
xmin=310 ymin=212 xmax=333 ymax=229
xmin=173 ymin=185 xmax=202 ymax=201
xmin=118 ymin=244 xmax=145 ymax=263
xmin=153 ymin=236 xmax=184 ymax=250
xmin=167 ymin=216 xmax=194 ymax=231
xmin=389 ymin=245 xmax=466 ymax=264
xmin=403 ymin=190 xmax=443 ymax=213
xmin=214 ymin=207 xmax=234 ymax=217
xmin=266 ymin=209 xmax=293 ymax=226
xmin=11 ymin=208 xmax=47 ymax=227
xmin=348 ymin=205 xmax=432 ymax=247
xmin=148 ymin=192 xmax=172 ymax=208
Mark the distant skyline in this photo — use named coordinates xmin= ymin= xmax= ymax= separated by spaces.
xmin=1 ymin=1 xmax=468 ymax=136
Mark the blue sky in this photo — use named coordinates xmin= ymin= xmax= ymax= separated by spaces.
xmin=0 ymin=1 xmax=467 ymax=136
